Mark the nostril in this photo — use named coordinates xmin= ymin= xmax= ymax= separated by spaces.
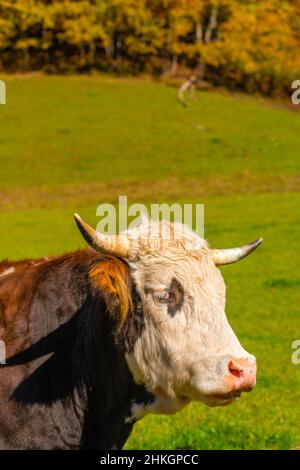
xmin=228 ymin=360 xmax=243 ymax=378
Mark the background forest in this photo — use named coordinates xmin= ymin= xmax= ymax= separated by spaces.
xmin=0 ymin=0 xmax=299 ymax=95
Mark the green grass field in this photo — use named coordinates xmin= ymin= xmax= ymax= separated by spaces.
xmin=0 ymin=75 xmax=299 ymax=449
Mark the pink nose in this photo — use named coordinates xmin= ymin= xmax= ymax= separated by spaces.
xmin=228 ymin=358 xmax=257 ymax=391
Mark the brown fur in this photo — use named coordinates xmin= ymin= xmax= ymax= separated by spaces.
xmin=0 ymin=250 xmax=133 ymax=358
xmin=0 ymin=256 xmax=50 ymax=274
xmin=90 ymin=257 xmax=133 ymax=330
xmin=0 ymin=248 xmax=148 ymax=450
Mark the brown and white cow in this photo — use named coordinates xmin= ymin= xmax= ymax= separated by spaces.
xmin=0 ymin=215 xmax=262 ymax=449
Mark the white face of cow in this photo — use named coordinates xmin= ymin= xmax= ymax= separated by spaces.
xmin=74 ymin=214 xmax=261 ymax=411
xmin=124 ymin=220 xmax=257 ymax=408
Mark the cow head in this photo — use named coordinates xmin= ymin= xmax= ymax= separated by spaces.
xmin=75 ymin=214 xmax=262 ymax=409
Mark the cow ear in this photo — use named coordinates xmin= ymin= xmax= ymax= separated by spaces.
xmin=89 ymin=258 xmax=132 ymax=327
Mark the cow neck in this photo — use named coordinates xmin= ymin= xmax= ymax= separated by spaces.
xmin=65 ymin=292 xmax=151 ymax=449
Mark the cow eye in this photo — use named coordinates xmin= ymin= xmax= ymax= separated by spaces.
xmin=167 ymin=278 xmax=184 ymax=317
xmin=155 ymin=290 xmax=177 ymax=304
xmin=156 ymin=291 xmax=170 ymax=303
xmin=152 ymin=279 xmax=184 ymax=316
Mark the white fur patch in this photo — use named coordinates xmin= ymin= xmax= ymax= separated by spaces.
xmin=0 ymin=267 xmax=15 ymax=277
xmin=125 ymin=396 xmax=190 ymax=423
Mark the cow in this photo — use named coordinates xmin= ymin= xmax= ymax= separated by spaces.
xmin=0 ymin=214 xmax=262 ymax=449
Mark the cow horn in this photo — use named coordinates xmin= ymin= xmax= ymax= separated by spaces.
xmin=210 ymin=238 xmax=263 ymax=265
xmin=74 ymin=213 xmax=130 ymax=258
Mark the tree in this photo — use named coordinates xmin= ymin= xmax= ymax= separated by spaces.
xmin=0 ymin=0 xmax=298 ymax=96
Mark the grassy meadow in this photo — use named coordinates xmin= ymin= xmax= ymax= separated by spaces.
xmin=0 ymin=75 xmax=299 ymax=449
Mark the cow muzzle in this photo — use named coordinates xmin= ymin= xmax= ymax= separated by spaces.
xmin=182 ymin=355 xmax=257 ymax=406
xmin=204 ymin=356 xmax=257 ymax=406
xmin=227 ymin=357 xmax=257 ymax=392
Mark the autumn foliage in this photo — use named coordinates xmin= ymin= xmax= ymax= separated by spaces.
xmin=0 ymin=0 xmax=299 ymax=95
